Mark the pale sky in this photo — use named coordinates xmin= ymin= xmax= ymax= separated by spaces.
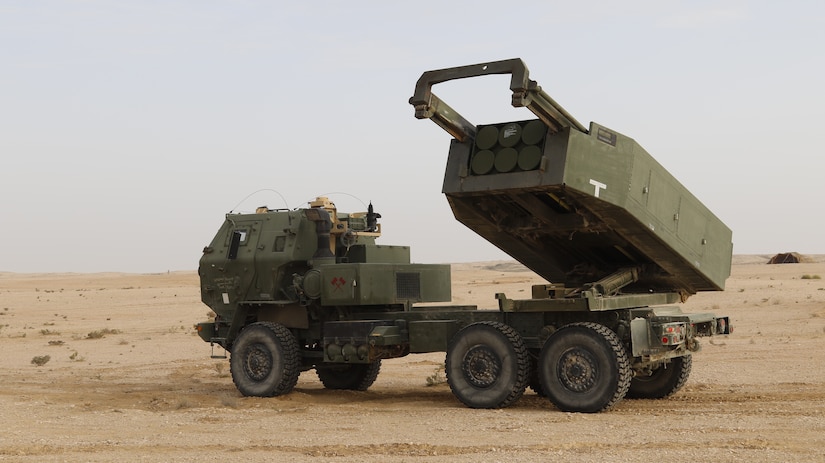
xmin=2 ymin=1 xmax=823 ymax=273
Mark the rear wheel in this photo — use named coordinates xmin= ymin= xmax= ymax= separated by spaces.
xmin=626 ymin=355 xmax=692 ymax=399
xmin=316 ymin=361 xmax=382 ymax=391
xmin=538 ymin=322 xmax=631 ymax=413
xmin=230 ymin=322 xmax=300 ymax=397
xmin=445 ymin=321 xmax=529 ymax=409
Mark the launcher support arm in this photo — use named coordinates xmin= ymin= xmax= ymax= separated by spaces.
xmin=409 ymin=58 xmax=588 ymax=142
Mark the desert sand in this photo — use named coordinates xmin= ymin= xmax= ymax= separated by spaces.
xmin=1 ymin=257 xmax=824 ymax=462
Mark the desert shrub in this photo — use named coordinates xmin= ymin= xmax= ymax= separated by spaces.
xmin=220 ymin=395 xmax=239 ymax=408
xmin=86 ymin=328 xmax=121 ymax=339
xmin=801 ymin=274 xmax=821 ymax=280
xmin=425 ymin=366 xmax=447 ymax=386
xmin=176 ymin=398 xmax=193 ymax=410
xmin=31 ymin=355 xmax=51 ymax=366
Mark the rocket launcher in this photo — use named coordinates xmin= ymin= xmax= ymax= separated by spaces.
xmin=411 ymin=58 xmax=732 ymax=297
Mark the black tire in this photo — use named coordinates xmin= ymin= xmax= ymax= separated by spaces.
xmin=316 ymin=361 xmax=382 ymax=391
xmin=445 ymin=321 xmax=529 ymax=409
xmin=626 ymin=355 xmax=692 ymax=399
xmin=230 ymin=322 xmax=301 ymax=397
xmin=538 ymin=322 xmax=631 ymax=413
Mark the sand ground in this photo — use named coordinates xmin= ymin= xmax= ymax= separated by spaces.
xmin=1 ymin=257 xmax=824 ymax=462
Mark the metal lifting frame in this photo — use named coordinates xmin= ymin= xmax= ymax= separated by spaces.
xmin=409 ymin=58 xmax=588 ymax=142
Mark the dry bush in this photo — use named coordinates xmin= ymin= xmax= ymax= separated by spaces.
xmin=220 ymin=395 xmax=239 ymax=408
xmin=425 ymin=365 xmax=447 ymax=386
xmin=86 ymin=328 xmax=121 ymax=339
xmin=214 ymin=363 xmax=229 ymax=377
xmin=31 ymin=355 xmax=51 ymax=366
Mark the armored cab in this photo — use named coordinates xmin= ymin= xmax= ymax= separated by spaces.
xmin=198 ymin=197 xmax=450 ymax=348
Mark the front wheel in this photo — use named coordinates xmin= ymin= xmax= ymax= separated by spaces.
xmin=626 ymin=355 xmax=692 ymax=399
xmin=445 ymin=321 xmax=529 ymax=409
xmin=230 ymin=322 xmax=301 ymax=397
xmin=538 ymin=322 xmax=631 ymax=413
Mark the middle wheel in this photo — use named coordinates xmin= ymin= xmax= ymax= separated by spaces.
xmin=316 ymin=360 xmax=382 ymax=391
xmin=445 ymin=321 xmax=529 ymax=409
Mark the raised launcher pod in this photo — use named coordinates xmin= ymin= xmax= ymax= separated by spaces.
xmin=411 ymin=58 xmax=732 ymax=296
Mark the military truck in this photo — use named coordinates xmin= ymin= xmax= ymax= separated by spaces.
xmin=196 ymin=58 xmax=732 ymax=413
